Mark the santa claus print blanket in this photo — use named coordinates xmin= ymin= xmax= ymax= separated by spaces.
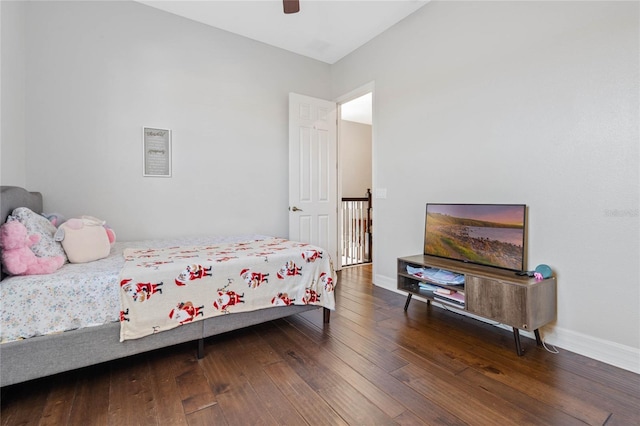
xmin=118 ymin=238 xmax=336 ymax=341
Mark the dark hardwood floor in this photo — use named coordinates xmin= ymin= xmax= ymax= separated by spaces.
xmin=1 ymin=264 xmax=638 ymax=425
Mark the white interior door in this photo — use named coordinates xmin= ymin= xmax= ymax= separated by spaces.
xmin=288 ymin=93 xmax=337 ymax=263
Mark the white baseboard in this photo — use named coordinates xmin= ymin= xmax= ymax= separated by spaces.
xmin=374 ymin=273 xmax=640 ymax=374
xmin=542 ymin=327 xmax=640 ymax=374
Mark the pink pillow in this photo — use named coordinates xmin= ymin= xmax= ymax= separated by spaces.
xmin=8 ymin=207 xmax=67 ymax=261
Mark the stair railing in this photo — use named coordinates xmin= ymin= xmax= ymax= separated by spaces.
xmin=341 ymin=189 xmax=372 ymax=266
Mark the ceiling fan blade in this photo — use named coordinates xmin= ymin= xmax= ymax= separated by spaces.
xmin=283 ymin=0 xmax=300 ymax=14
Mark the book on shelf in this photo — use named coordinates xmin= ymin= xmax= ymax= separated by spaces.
xmin=418 ymin=282 xmax=439 ymax=292
xmin=406 ymin=265 xmax=465 ymax=285
xmin=434 ymin=296 xmax=465 ymax=308
xmin=434 ymin=291 xmax=465 ymax=305
xmin=431 ymin=269 xmax=465 ymax=285
xmin=434 ymin=288 xmax=454 ymax=295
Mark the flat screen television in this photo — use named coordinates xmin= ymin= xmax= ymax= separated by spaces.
xmin=424 ymin=203 xmax=527 ymax=272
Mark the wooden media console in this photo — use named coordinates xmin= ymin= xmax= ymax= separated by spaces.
xmin=398 ymin=254 xmax=557 ymax=355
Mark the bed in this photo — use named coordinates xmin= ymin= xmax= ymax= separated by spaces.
xmin=0 ymin=186 xmax=334 ymax=387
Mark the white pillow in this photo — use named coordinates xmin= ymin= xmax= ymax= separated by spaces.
xmin=7 ymin=207 xmax=68 ymax=262
xmin=55 ymin=216 xmax=110 ymax=264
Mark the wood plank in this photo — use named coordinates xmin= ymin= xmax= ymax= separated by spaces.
xmin=255 ymin=321 xmax=342 ymax=392
xmin=394 ymin=354 xmax=567 ymax=426
xmin=199 ymin=336 xmax=251 ymax=395
xmin=199 ymin=332 xmax=288 ymax=425
xmin=234 ymin=367 xmax=309 ymax=425
xmin=393 ymin=409 xmax=429 ymax=426
xmin=286 ymin=314 xmax=467 ymax=425
xmin=263 ymin=361 xmax=348 ymax=425
xmin=185 ymin=403 xmax=229 ymax=426
xmin=175 ymin=368 xmax=217 ymax=415
xmin=392 ymin=364 xmax=527 ymax=425
xmin=380 ymin=298 xmax=621 ymax=426
xmin=145 ymin=346 xmax=192 ymax=425
xmin=65 ymin=365 xmax=111 ymax=426
xmin=0 ymin=378 xmax=50 ymax=426
xmin=280 ymin=316 xmax=408 ymax=419
xmin=528 ymin=347 xmax=640 ymax=420
xmin=316 ymin=382 xmax=398 ymax=425
xmin=373 ymin=315 xmax=475 ymax=374
xmin=38 ymin=374 xmax=79 ymax=426
xmin=107 ymin=356 xmax=159 ymax=426
xmin=153 ymin=343 xmax=218 ymax=417
xmin=455 ymin=367 xmax=594 ymax=426
xmin=216 ymin=326 xmax=310 ymax=426
xmin=296 ymin=312 xmax=408 ymax=373
xmin=377 ymin=308 xmax=612 ymax=425
xmin=214 ymin=381 xmax=280 ymax=426
xmin=257 ymin=319 xmax=392 ymax=425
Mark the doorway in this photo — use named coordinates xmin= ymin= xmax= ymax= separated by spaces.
xmin=338 ymin=91 xmax=373 ymax=267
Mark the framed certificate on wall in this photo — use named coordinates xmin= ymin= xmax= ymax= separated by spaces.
xmin=143 ymin=127 xmax=172 ymax=177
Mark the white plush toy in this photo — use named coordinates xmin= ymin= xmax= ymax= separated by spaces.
xmin=54 ymin=216 xmax=115 ymax=263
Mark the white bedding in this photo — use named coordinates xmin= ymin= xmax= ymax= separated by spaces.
xmin=0 ymin=235 xmax=270 ymax=343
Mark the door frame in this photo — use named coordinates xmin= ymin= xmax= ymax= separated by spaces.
xmin=335 ymin=81 xmax=375 ymax=270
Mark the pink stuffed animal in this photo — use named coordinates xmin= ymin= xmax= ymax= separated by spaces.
xmin=0 ymin=221 xmax=65 ymax=275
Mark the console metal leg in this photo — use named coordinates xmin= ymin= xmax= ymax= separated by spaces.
xmin=513 ymin=328 xmax=524 ymax=356
xmin=197 ymin=338 xmax=204 ymax=359
xmin=534 ymin=329 xmax=542 ymax=346
xmin=404 ymin=293 xmax=413 ymax=311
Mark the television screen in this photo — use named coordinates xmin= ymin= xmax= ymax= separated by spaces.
xmin=424 ymin=204 xmax=527 ymax=271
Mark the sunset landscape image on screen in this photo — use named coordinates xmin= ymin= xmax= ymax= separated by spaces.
xmin=424 ymin=204 xmax=526 ymax=270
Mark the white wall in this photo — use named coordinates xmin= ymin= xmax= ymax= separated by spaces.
xmin=21 ymin=0 xmax=330 ymax=240
xmin=3 ymin=0 xmax=639 ymax=372
xmin=0 ymin=0 xmax=27 ymax=187
xmin=332 ymin=1 xmax=639 ymax=372
xmin=340 ymin=120 xmax=372 ymax=198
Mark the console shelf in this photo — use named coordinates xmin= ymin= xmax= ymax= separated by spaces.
xmin=398 ymin=255 xmax=557 ymax=355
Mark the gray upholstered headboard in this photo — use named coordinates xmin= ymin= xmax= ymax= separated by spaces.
xmin=0 ymin=186 xmax=44 ymax=280
xmin=1 ymin=186 xmax=43 ymax=224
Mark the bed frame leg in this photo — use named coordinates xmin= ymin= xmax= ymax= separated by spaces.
xmin=197 ymin=338 xmax=204 ymax=359
xmin=323 ymin=307 xmax=331 ymax=323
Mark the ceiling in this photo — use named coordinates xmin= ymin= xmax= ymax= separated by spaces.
xmin=137 ymin=0 xmax=429 ymax=64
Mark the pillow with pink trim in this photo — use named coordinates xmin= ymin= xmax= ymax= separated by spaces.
xmin=7 ymin=207 xmax=68 ymax=262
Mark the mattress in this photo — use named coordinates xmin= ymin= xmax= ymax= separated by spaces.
xmin=0 ymin=235 xmax=270 ymax=343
